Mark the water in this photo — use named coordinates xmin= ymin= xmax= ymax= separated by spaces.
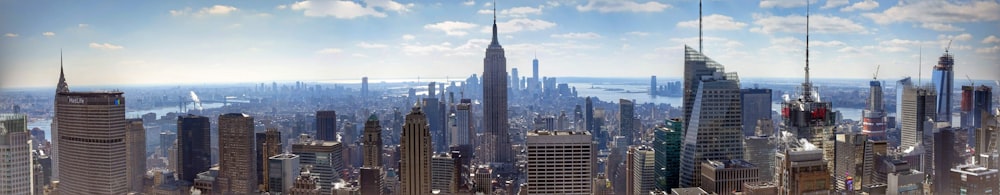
xmin=27 ymin=102 xmax=225 ymax=140
xmin=567 ymin=83 xmax=682 ymax=106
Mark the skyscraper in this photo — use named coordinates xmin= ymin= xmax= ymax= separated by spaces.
xmin=740 ymin=88 xmax=772 ymax=136
xmin=0 ymin=114 xmax=32 ymax=194
xmin=159 ymin=131 xmax=176 ymax=156
xmin=361 ymin=76 xmax=369 ymax=102
xmin=744 ymin=119 xmax=776 ymax=183
xmin=628 ymin=145 xmax=656 ymax=195
xmin=55 ymin=71 xmax=129 ymax=194
xmin=525 ymin=130 xmax=594 ymax=194
xmin=177 ymin=114 xmax=212 ymax=182
xmin=863 ymin=79 xmax=888 ymax=140
xmin=268 ymin=153 xmax=301 ymax=193
xmin=700 ymin=159 xmax=759 ymax=195
xmin=430 ymin=153 xmax=456 ymax=194
xmin=452 ymin=99 xmax=473 ymax=147
xmin=292 ymin=134 xmax=344 ymax=194
xmin=363 ymin=114 xmax=383 ymax=168
xmin=932 ymin=50 xmax=955 ymax=125
xmin=775 ymin=138 xmax=830 ymax=195
xmin=585 ymin=97 xmax=595 ymax=135
xmin=217 ymin=113 xmax=257 ymax=194
xmin=620 ymin=99 xmax=635 ymax=145
xmin=401 ymin=106 xmax=431 ymax=195
xmin=125 ymin=119 xmax=146 ymax=193
xmin=650 ymin=76 xmax=657 ymax=95
xmin=678 ymin=46 xmax=744 ymax=188
xmin=900 ymin=86 xmax=937 ymax=150
xmin=654 ymin=119 xmax=682 ymax=191
xmin=834 ymin=133 xmax=874 ymax=192
xmin=511 ymin=68 xmax=520 ymax=92
xmin=316 ymin=110 xmax=337 ymax=142
xmin=257 ymin=128 xmax=282 ymax=192
xmin=482 ymin=9 xmax=513 ymax=170
xmin=532 ymin=55 xmax=540 ymax=94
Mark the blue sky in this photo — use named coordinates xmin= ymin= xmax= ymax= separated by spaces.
xmin=1 ymin=0 xmax=998 ymax=89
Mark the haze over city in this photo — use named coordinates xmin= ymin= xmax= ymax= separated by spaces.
xmin=1 ymin=0 xmax=999 ymax=89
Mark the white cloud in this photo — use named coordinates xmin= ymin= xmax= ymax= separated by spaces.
xmin=939 ymin=33 xmax=973 ymax=42
xmin=463 ymin=0 xmax=475 ymax=6
xmin=357 ymin=42 xmax=388 ymax=49
xmin=864 ymin=1 xmax=1000 ymax=24
xmin=201 ymin=5 xmax=238 ymax=15
xmin=42 ymin=32 xmax=55 ymax=37
xmin=982 ymin=35 xmax=1000 ymax=44
xmin=840 ymin=0 xmax=878 ymax=12
xmin=352 ymin=53 xmax=369 ymax=58
xmin=78 ymin=24 xmax=89 ymax=28
xmin=821 ymin=0 xmax=849 ymax=9
xmin=3 ymin=33 xmax=17 ymax=37
xmin=750 ymin=14 xmax=868 ymax=34
xmin=425 ymin=21 xmax=479 ymax=36
xmin=276 ymin=5 xmax=288 ymax=10
xmin=676 ymin=14 xmax=748 ymax=30
xmin=760 ymin=0 xmax=818 ymax=8
xmin=812 ymin=40 xmax=846 ymax=47
xmin=576 ymin=0 xmax=670 ymax=13
xmin=169 ymin=8 xmax=189 ymax=16
xmin=919 ymin=23 xmax=964 ymax=32
xmin=482 ymin=18 xmax=557 ymax=34
xmin=546 ymin=1 xmax=561 ymax=7
xmin=478 ymin=6 xmax=543 ymax=18
xmin=626 ymin=31 xmax=649 ymax=36
xmin=402 ymin=39 xmax=490 ymax=56
xmin=402 ymin=34 xmax=416 ymax=41
xmin=551 ymin=32 xmax=601 ymax=39
xmin=89 ymin=42 xmax=124 ymax=50
xmin=976 ymin=46 xmax=1000 ymax=54
xmin=289 ymin=0 xmax=413 ymax=19
xmin=316 ymin=48 xmax=343 ymax=54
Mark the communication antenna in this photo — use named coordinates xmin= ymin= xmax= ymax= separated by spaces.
xmin=918 ymin=47 xmax=922 ymax=84
xmin=699 ymin=0 xmax=703 ymax=53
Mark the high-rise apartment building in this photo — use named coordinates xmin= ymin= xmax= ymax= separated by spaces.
xmin=525 ymin=130 xmax=594 ymax=195
xmin=0 ymin=114 xmax=31 ymax=195
xmin=125 ymin=119 xmax=146 ymax=193
xmin=482 ymin=11 xmax=513 ymax=170
xmin=316 ymin=110 xmax=337 ymax=142
xmin=654 ymin=119 xmax=682 ymax=191
xmin=401 ymin=106 xmax=431 ymax=195
xmin=678 ymin=46 xmax=744 ymax=188
xmin=364 ymin=114 xmax=383 ymax=168
xmin=291 ymin=134 xmax=344 ymax=194
xmin=177 ymin=114 xmax=212 ymax=182
xmin=700 ymin=159 xmax=759 ymax=195
xmin=217 ymin=113 xmax=257 ymax=194
xmin=740 ymin=88 xmax=772 ymax=136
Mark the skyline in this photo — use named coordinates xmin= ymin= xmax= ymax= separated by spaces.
xmin=2 ymin=0 xmax=999 ymax=89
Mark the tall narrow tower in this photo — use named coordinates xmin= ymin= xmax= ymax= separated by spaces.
xmin=218 ymin=113 xmax=257 ymax=194
xmin=933 ymin=49 xmax=955 ymax=125
xmin=401 ymin=106 xmax=431 ymax=195
xmin=363 ymin=114 xmax=383 ymax=168
xmin=862 ymin=67 xmax=887 ymax=140
xmin=482 ymin=2 xmax=513 ymax=171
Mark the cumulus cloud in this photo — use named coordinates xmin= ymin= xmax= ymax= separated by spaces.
xmin=3 ymin=33 xmax=17 ymax=37
xmin=982 ymin=35 xmax=1000 ymax=44
xmin=976 ymin=46 xmax=1000 ymax=54
xmin=840 ymin=0 xmax=878 ymax=12
xmin=576 ymin=0 xmax=670 ymax=13
xmin=402 ymin=34 xmax=416 ymax=41
xmin=425 ymin=21 xmax=479 ymax=36
xmin=170 ymin=5 xmax=239 ymax=16
xmin=357 ymin=42 xmax=388 ymax=49
xmin=750 ymin=14 xmax=868 ymax=34
xmin=402 ymin=39 xmax=490 ymax=56
xmin=821 ymin=0 xmax=849 ymax=9
xmin=812 ymin=40 xmax=846 ymax=47
xmin=42 ymin=32 xmax=55 ymax=37
xmin=760 ymin=0 xmax=818 ymax=8
xmin=676 ymin=14 xmax=748 ymax=30
xmin=864 ymin=1 xmax=1000 ymax=24
xmin=939 ymin=33 xmax=973 ymax=42
xmin=289 ymin=0 xmax=413 ymax=19
xmin=316 ymin=48 xmax=343 ymax=54
xmin=482 ymin=18 xmax=557 ymax=34
xmin=551 ymin=32 xmax=601 ymax=39
xmin=626 ymin=31 xmax=650 ymax=36
xmin=463 ymin=0 xmax=475 ymax=6
xmin=479 ymin=6 xmax=543 ymax=18
xmin=919 ymin=23 xmax=964 ymax=32
xmin=89 ymin=42 xmax=124 ymax=50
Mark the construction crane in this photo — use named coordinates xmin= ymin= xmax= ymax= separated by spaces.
xmin=872 ymin=64 xmax=881 ymax=80
xmin=946 ymin=39 xmax=953 ymax=53
xmin=967 ymin=75 xmax=974 ymax=86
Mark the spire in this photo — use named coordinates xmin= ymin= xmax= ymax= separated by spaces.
xmin=699 ymin=0 xmax=703 ymax=53
xmin=489 ymin=0 xmax=500 ymax=47
xmin=801 ymin=0 xmax=813 ymax=102
xmin=56 ymin=49 xmax=69 ymax=93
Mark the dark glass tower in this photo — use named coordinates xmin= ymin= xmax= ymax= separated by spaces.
xmin=177 ymin=114 xmax=211 ymax=182
xmin=316 ymin=110 xmax=337 ymax=141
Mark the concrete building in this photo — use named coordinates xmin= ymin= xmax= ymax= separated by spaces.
xmin=775 ymin=137 xmax=830 ymax=195
xmin=452 ymin=99 xmax=473 ymax=147
xmin=55 ymin=88 xmax=129 ymax=193
xmin=176 ymin=114 xmax=212 ymax=182
xmin=885 ymin=160 xmax=924 ymax=195
xmin=700 ymin=159 xmax=759 ymax=195
xmin=679 ymin=46 xmax=744 ymax=188
xmin=0 ymin=114 xmax=32 ymax=195
xmin=742 ymin=181 xmax=778 ymax=195
xmin=159 ymin=131 xmax=176 ymax=157
xmin=740 ymin=88 xmax=772 ymax=136
xmin=947 ymin=164 xmax=998 ymax=195
xmin=125 ymin=119 xmax=146 ymax=193
xmin=744 ymin=119 xmax=776 ymax=182
xmin=481 ymin=9 xmax=513 ymax=171
xmin=525 ymin=130 xmax=594 ymax=194
xmin=654 ymin=119 xmax=682 ymax=191
xmin=292 ymin=134 xmax=345 ymax=194
xmin=400 ymin=106 xmax=431 ymax=195
xmin=268 ymin=153 xmax=301 ymax=193
xmin=900 ymin=85 xmax=937 ymax=151
xmin=217 ymin=113 xmax=257 ymax=194
xmin=431 ymin=153 xmax=456 ymax=194
xmin=474 ymin=165 xmax=492 ymax=194
xmin=834 ymin=133 xmax=874 ymax=192
xmin=364 ymin=114 xmax=383 ymax=168
xmin=287 ymin=169 xmax=322 ymax=195
xmin=315 ymin=110 xmax=337 ymax=142
xmin=628 ymin=145 xmax=656 ymax=195
xmin=257 ymin=127 xmax=282 ymax=192
xmin=359 ymin=167 xmax=382 ymax=195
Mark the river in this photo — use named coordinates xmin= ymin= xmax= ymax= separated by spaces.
xmin=27 ymin=102 xmax=225 ymax=140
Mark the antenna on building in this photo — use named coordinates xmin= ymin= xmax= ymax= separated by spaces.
xmin=919 ymin=47 xmax=922 ymax=84
xmin=800 ymin=0 xmax=813 ymax=102
xmin=699 ymin=0 xmax=703 ymax=53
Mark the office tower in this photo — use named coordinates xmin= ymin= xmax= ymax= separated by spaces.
xmin=834 ymin=133 xmax=874 ymax=192
xmin=628 ymin=146 xmax=656 ymax=195
xmin=482 ymin=10 xmax=513 ymax=170
xmin=678 ymin=46 xmax=744 ymax=188
xmin=0 ymin=114 xmax=31 ymax=194
xmin=511 ymin=68 xmax=520 ymax=91
xmin=932 ymin=127 xmax=959 ymax=192
xmin=947 ymin=164 xmax=998 ymax=195
xmin=474 ymin=165 xmax=492 ymax=193
xmin=968 ymin=86 xmax=994 ymax=147
xmin=700 ymin=159 xmax=759 ymax=195
xmin=289 ymin=170 xmax=322 ymax=195
xmin=268 ymin=153 xmax=301 ymax=193
xmin=900 ymin=86 xmax=937 ymax=150
xmin=585 ymin=97 xmax=595 ymax=134
xmin=932 ymin=49 xmax=955 ymax=124
xmin=362 ymin=76 xmax=369 ymax=101
xmin=292 ymin=134 xmax=344 ymax=194
xmin=896 ymin=77 xmax=913 ymax=124
xmin=557 ymin=111 xmax=567 ymax=131
xmin=453 ymin=99 xmax=473 ymax=147
xmin=359 ymin=167 xmax=382 ymax=195
xmin=431 ymin=153 xmax=456 ymax=194
xmin=962 ymin=86 xmax=975 ymax=130
xmin=885 ymin=159 xmax=924 ymax=195
xmin=55 ymin=77 xmax=128 ymax=194
xmin=125 ymin=119 xmax=146 ymax=193
xmin=864 ymin=80 xmax=888 ymax=140
xmin=423 ymin=97 xmax=446 ymax=153
xmin=525 ymin=130 xmax=594 ymax=194
xmin=316 ymin=110 xmax=337 ymax=142
xmin=531 ymin=55 xmax=540 ymax=94
xmin=364 ymin=114 xmax=383 ymax=168
xmin=654 ymin=119 xmax=682 ymax=191
xmin=775 ymin=138 xmax=830 ymax=195
xmin=620 ymin=99 xmax=635 ymax=145
xmin=744 ymin=119 xmax=776 ymax=183
xmin=159 ymin=131 xmax=176 ymax=156
xmin=650 ymin=76 xmax=657 ymax=95
xmin=217 ymin=113 xmax=257 ymax=194
xmin=401 ymin=106 xmax=431 ymax=195
xmin=257 ymin=127 xmax=282 ymax=192
xmin=177 ymin=114 xmax=211 ymax=182
xmin=740 ymin=88 xmax=772 ymax=136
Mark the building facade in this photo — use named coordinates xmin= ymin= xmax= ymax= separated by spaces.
xmin=125 ymin=119 xmax=146 ymax=193
xmin=525 ymin=130 xmax=594 ymax=195
xmin=0 ymin=114 xmax=32 ymax=195
xmin=654 ymin=119 xmax=682 ymax=191
xmin=316 ymin=110 xmax=337 ymax=142
xmin=176 ymin=114 xmax=212 ymax=182
xmin=700 ymin=159 xmax=759 ymax=195
xmin=400 ymin=106 xmax=431 ymax=195
xmin=291 ymin=135 xmax=344 ymax=194
xmin=481 ymin=11 xmax=513 ymax=170
xmin=217 ymin=113 xmax=257 ymax=194
xmin=55 ymin=90 xmax=128 ymax=194
xmin=364 ymin=114 xmax=383 ymax=168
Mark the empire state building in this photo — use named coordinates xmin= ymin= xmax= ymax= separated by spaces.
xmin=482 ymin=9 xmax=513 ymax=170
